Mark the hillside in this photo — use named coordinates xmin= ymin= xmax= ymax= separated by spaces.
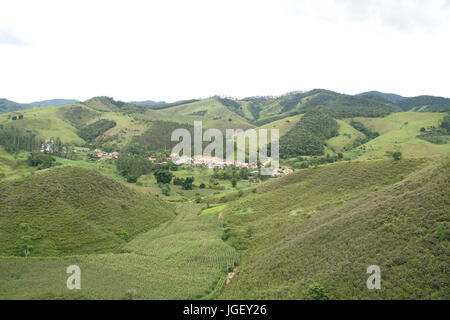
xmin=397 ymin=96 xmax=450 ymax=112
xmin=0 ymin=202 xmax=238 ymax=300
xmin=347 ymin=112 xmax=450 ymax=160
xmin=30 ymin=99 xmax=79 ymax=108
xmin=220 ymin=157 xmax=449 ymax=299
xmin=0 ymin=165 xmax=175 ymax=256
xmin=357 ymin=91 xmax=406 ymax=104
xmin=150 ymin=98 xmax=255 ymax=131
xmin=0 ymin=99 xmax=30 ymax=114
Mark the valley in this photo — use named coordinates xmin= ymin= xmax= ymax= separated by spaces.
xmin=0 ymin=89 xmax=449 ymax=300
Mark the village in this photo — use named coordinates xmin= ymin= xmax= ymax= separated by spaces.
xmin=38 ymin=141 xmax=293 ymax=177
xmin=170 ymin=154 xmax=293 ymax=177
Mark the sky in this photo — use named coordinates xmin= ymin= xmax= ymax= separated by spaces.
xmin=1 ymin=0 xmax=450 ymax=103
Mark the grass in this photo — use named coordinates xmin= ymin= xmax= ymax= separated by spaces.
xmin=142 ymin=98 xmax=254 ymax=131
xmin=219 ymin=157 xmax=449 ymax=299
xmin=0 ymin=165 xmax=175 ymax=256
xmin=345 ymin=112 xmax=449 ymax=160
xmin=0 ymin=202 xmax=239 ymax=299
xmin=326 ymin=119 xmax=366 ymax=153
xmin=200 ymin=204 xmax=227 ymax=215
xmin=0 ymin=147 xmax=36 ymax=181
xmin=0 ymin=105 xmax=84 ymax=144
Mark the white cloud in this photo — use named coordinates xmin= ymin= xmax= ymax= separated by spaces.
xmin=335 ymin=0 xmax=450 ymax=32
xmin=0 ymin=0 xmax=449 ymax=102
xmin=0 ymin=27 xmax=27 ymax=46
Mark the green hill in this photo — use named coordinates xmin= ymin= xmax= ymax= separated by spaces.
xmin=220 ymin=157 xmax=449 ymax=299
xmin=0 ymin=202 xmax=238 ymax=300
xmin=397 ymin=96 xmax=450 ymax=112
xmin=357 ymin=91 xmax=406 ymax=104
xmin=346 ymin=112 xmax=450 ymax=160
xmin=0 ymin=99 xmax=30 ymax=114
xmin=30 ymin=99 xmax=79 ymax=108
xmin=0 ymin=165 xmax=175 ymax=256
xmin=150 ymin=98 xmax=254 ymax=131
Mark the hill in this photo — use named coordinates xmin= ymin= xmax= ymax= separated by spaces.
xmin=147 ymin=97 xmax=255 ymax=131
xmin=0 ymin=202 xmax=238 ymax=300
xmin=219 ymin=157 xmax=449 ymax=299
xmin=397 ymin=96 xmax=450 ymax=112
xmin=0 ymin=99 xmax=30 ymax=114
xmin=346 ymin=112 xmax=450 ymax=160
xmin=0 ymin=165 xmax=175 ymax=256
xmin=357 ymin=91 xmax=406 ymax=104
xmin=128 ymin=100 xmax=166 ymax=106
xmin=29 ymin=99 xmax=79 ymax=108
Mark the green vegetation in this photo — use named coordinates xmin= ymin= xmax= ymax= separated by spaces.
xmin=124 ymin=120 xmax=193 ymax=155
xmin=77 ymin=119 xmax=117 ymax=142
xmin=26 ymin=152 xmax=56 ymax=169
xmin=154 ymin=169 xmax=174 ymax=184
xmin=416 ymin=113 xmax=450 ymax=144
xmin=0 ymin=90 xmax=449 ymax=300
xmin=0 ymin=166 xmax=175 ymax=256
xmin=0 ymin=125 xmax=42 ymax=153
xmin=280 ymin=109 xmax=339 ymax=157
xmin=0 ymin=203 xmax=238 ymax=299
xmin=116 ymin=154 xmax=152 ymax=178
xmin=220 ymin=158 xmax=449 ymax=299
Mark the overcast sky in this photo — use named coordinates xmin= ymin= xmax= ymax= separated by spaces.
xmin=1 ymin=0 xmax=450 ymax=103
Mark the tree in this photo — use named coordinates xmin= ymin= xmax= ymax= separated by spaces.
xmin=392 ymin=151 xmax=402 ymax=161
xmin=199 ymin=183 xmax=206 ymax=189
xmin=126 ymin=174 xmax=138 ymax=183
xmin=181 ymin=177 xmax=194 ymax=190
xmin=154 ymin=169 xmax=173 ymax=184
xmin=161 ymin=183 xmax=171 ymax=196
xmin=231 ymin=178 xmax=237 ymax=188
xmin=27 ymin=152 xmax=55 ymax=169
xmin=306 ymin=283 xmax=329 ymax=300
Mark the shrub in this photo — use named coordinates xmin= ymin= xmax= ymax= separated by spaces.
xmin=126 ymin=174 xmax=138 ymax=183
xmin=154 ymin=169 xmax=173 ymax=184
xmin=161 ymin=184 xmax=171 ymax=196
xmin=27 ymin=152 xmax=56 ymax=169
xmin=181 ymin=177 xmax=194 ymax=190
xmin=306 ymin=283 xmax=329 ymax=300
xmin=119 ymin=230 xmax=129 ymax=242
xmin=392 ymin=152 xmax=402 ymax=161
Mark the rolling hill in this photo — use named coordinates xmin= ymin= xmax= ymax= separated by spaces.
xmin=0 ymin=165 xmax=175 ymax=256
xmin=220 ymin=157 xmax=449 ymax=299
xmin=0 ymin=99 xmax=30 ymax=114
xmin=29 ymin=99 xmax=79 ymax=108
xmin=346 ymin=112 xmax=449 ymax=160
xmin=0 ymin=89 xmax=449 ymax=301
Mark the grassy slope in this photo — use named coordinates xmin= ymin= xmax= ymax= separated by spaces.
xmin=220 ymin=158 xmax=449 ymax=299
xmin=0 ymin=203 xmax=238 ymax=300
xmin=259 ymin=114 xmax=303 ymax=137
xmin=0 ymin=103 xmax=151 ymax=146
xmin=153 ymin=98 xmax=254 ymax=131
xmin=326 ymin=119 xmax=366 ymax=153
xmin=0 ymin=166 xmax=175 ymax=256
xmin=0 ymin=147 xmax=36 ymax=181
xmin=0 ymin=106 xmax=84 ymax=144
xmin=347 ymin=112 xmax=449 ymax=160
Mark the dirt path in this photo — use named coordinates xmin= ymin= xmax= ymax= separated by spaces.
xmin=224 ymin=267 xmax=237 ymax=291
